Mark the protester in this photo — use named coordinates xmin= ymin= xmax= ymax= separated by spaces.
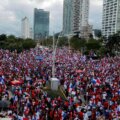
xmin=0 ymin=47 xmax=119 ymax=120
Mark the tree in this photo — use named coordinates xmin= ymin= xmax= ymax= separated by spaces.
xmin=42 ymin=37 xmax=53 ymax=47
xmin=6 ymin=36 xmax=16 ymax=43
xmin=0 ymin=34 xmax=7 ymax=41
xmin=7 ymin=35 xmax=16 ymax=40
xmin=85 ymin=39 xmax=101 ymax=51
xmin=70 ymin=36 xmax=86 ymax=50
xmin=106 ymin=31 xmax=120 ymax=55
xmin=98 ymin=47 xmax=108 ymax=57
xmin=22 ymin=39 xmax=36 ymax=50
xmin=58 ymin=37 xmax=68 ymax=47
xmin=0 ymin=34 xmax=36 ymax=52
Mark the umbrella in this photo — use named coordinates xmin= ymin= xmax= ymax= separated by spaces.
xmin=35 ymin=56 xmax=43 ymax=61
xmin=10 ymin=80 xmax=23 ymax=85
xmin=76 ymin=70 xmax=83 ymax=73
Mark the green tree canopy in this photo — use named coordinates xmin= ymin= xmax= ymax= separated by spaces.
xmin=85 ymin=39 xmax=101 ymax=51
xmin=0 ymin=34 xmax=7 ymax=41
xmin=0 ymin=34 xmax=36 ymax=52
xmin=106 ymin=31 xmax=120 ymax=55
xmin=70 ymin=36 xmax=86 ymax=50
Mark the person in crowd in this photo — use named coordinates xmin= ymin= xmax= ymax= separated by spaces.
xmin=0 ymin=47 xmax=119 ymax=120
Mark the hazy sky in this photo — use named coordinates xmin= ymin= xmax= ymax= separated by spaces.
xmin=0 ymin=0 xmax=103 ymax=36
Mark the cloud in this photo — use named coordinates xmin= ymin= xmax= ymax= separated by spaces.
xmin=0 ymin=0 xmax=103 ymax=36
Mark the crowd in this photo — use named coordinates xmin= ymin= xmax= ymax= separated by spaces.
xmin=0 ymin=47 xmax=119 ymax=120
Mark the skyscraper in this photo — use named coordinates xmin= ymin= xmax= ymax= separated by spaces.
xmin=102 ymin=0 xmax=120 ymax=38
xmin=34 ymin=8 xmax=49 ymax=40
xmin=21 ymin=17 xmax=30 ymax=39
xmin=30 ymin=28 xmax=33 ymax=39
xmin=63 ymin=0 xmax=73 ymax=35
xmin=63 ymin=0 xmax=90 ymax=38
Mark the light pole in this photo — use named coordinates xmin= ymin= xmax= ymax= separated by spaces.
xmin=52 ymin=34 xmax=55 ymax=78
xmin=51 ymin=33 xmax=61 ymax=91
xmin=52 ymin=33 xmax=61 ymax=78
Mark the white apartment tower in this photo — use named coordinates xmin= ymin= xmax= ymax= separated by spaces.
xmin=63 ymin=0 xmax=90 ymax=38
xmin=102 ymin=0 xmax=120 ymax=38
xmin=21 ymin=17 xmax=30 ymax=39
xmin=30 ymin=28 xmax=33 ymax=39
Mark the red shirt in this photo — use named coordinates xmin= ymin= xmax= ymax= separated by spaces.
xmin=79 ymin=112 xmax=83 ymax=119
xmin=23 ymin=118 xmax=29 ymax=120
xmin=104 ymin=101 xmax=109 ymax=109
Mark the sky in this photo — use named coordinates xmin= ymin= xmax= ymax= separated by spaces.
xmin=0 ymin=0 xmax=103 ymax=37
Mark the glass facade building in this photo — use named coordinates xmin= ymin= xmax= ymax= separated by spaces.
xmin=63 ymin=0 xmax=89 ymax=36
xmin=63 ymin=0 xmax=73 ymax=35
xmin=34 ymin=8 xmax=49 ymax=40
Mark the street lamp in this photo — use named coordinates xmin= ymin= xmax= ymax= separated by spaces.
xmin=50 ymin=33 xmax=61 ymax=91
xmin=52 ymin=34 xmax=55 ymax=78
xmin=52 ymin=33 xmax=62 ymax=78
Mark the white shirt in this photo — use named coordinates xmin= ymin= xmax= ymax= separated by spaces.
xmin=102 ymin=93 xmax=107 ymax=99
xmin=84 ymin=113 xmax=89 ymax=120
xmin=117 ymin=105 xmax=120 ymax=112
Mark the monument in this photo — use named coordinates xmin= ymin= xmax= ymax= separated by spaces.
xmin=50 ymin=78 xmax=59 ymax=90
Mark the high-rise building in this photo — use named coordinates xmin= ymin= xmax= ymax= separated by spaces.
xmin=63 ymin=0 xmax=73 ymax=35
xmin=72 ymin=0 xmax=89 ymax=32
xmin=30 ymin=28 xmax=33 ymax=39
xmin=63 ymin=0 xmax=90 ymax=38
xmin=34 ymin=8 xmax=49 ymax=40
xmin=21 ymin=17 xmax=30 ymax=39
xmin=102 ymin=0 xmax=120 ymax=38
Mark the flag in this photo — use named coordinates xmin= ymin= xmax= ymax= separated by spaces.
xmin=0 ymin=77 xmax=4 ymax=85
xmin=91 ymin=78 xmax=96 ymax=84
xmin=96 ymin=79 xmax=101 ymax=86
xmin=91 ymin=78 xmax=101 ymax=85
